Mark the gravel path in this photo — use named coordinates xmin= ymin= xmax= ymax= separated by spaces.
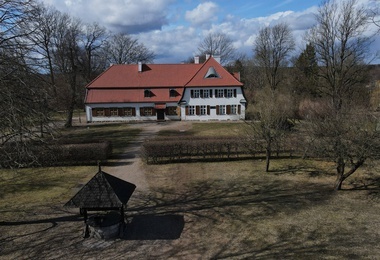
xmin=102 ymin=121 xmax=192 ymax=193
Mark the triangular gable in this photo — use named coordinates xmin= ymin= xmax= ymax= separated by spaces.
xmin=65 ymin=171 xmax=136 ymax=209
xmin=185 ymin=57 xmax=243 ymax=87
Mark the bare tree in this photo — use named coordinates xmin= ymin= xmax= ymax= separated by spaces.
xmin=79 ymin=22 xmax=108 ymax=82
xmin=197 ymin=32 xmax=236 ymax=65
xmin=104 ymin=32 xmax=155 ymax=64
xmin=0 ymin=0 xmax=53 ymax=167
xmin=305 ymin=0 xmax=378 ymax=190
xmin=0 ymin=0 xmax=35 ymax=49
xmin=253 ymin=23 xmax=295 ymax=91
xmin=25 ymin=4 xmax=60 ymax=98
xmin=246 ymin=88 xmax=295 ymax=172
xmin=52 ymin=13 xmax=83 ymax=128
xmin=247 ymin=23 xmax=295 ymax=172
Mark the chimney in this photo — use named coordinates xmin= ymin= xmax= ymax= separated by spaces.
xmin=206 ymin=54 xmax=210 ymax=60
xmin=138 ymin=61 xmax=142 ymax=72
xmin=194 ymin=56 xmax=200 ymax=64
xmin=213 ymin=55 xmax=221 ymax=64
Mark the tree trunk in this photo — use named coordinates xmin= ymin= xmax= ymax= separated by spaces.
xmin=334 ymin=157 xmax=365 ymax=190
xmin=334 ymin=174 xmax=345 ymax=190
xmin=334 ymin=157 xmax=345 ymax=190
xmin=265 ymin=147 xmax=271 ymax=172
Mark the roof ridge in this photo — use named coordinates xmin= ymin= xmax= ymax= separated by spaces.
xmin=184 ymin=56 xmax=213 ymax=87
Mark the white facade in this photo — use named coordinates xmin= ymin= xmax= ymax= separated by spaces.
xmin=85 ymin=102 xmax=181 ymax=122
xmin=180 ymin=87 xmax=246 ymax=121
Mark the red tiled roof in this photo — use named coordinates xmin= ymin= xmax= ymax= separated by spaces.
xmin=85 ymin=88 xmax=184 ymax=103
xmin=185 ymin=57 xmax=243 ymax=87
xmin=85 ymin=57 xmax=243 ymax=104
xmin=86 ymin=63 xmax=202 ymax=89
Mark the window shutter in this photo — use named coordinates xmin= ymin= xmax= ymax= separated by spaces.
xmin=216 ymin=105 xmax=219 ymax=115
xmin=118 ymin=108 xmax=124 ymax=116
xmin=210 ymin=89 xmax=213 ymax=98
xmin=238 ymin=105 xmax=241 ymax=115
xmin=207 ymin=106 xmax=210 ymax=115
xmin=227 ymin=105 xmax=231 ymax=115
xmin=200 ymin=89 xmax=203 ymax=98
xmin=234 ymin=89 xmax=237 ymax=97
xmin=105 ymin=108 xmax=111 ymax=116
xmin=92 ymin=109 xmax=96 ymax=116
xmin=153 ymin=108 xmax=156 ymax=116
xmin=140 ymin=107 xmax=144 ymax=116
xmin=224 ymin=89 xmax=227 ymax=97
xmin=191 ymin=90 xmax=194 ymax=98
xmin=196 ymin=106 xmax=200 ymax=115
xmin=186 ymin=106 xmax=189 ymax=115
xmin=132 ymin=108 xmax=136 ymax=116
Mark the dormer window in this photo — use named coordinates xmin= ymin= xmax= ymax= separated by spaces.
xmin=204 ymin=67 xmax=220 ymax=78
xmin=144 ymin=89 xmax=152 ymax=98
xmin=169 ymin=88 xmax=177 ymax=97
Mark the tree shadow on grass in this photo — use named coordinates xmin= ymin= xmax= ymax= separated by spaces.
xmin=124 ymin=214 xmax=185 ymax=240
xmin=128 ymin=177 xmax=334 ymax=220
xmin=0 ymin=214 xmax=82 ymax=243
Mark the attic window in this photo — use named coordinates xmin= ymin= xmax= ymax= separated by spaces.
xmin=204 ymin=67 xmax=220 ymax=78
xmin=169 ymin=89 xmax=177 ymax=97
xmin=144 ymin=89 xmax=152 ymax=98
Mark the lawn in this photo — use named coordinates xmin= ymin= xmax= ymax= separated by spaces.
xmin=1 ymin=122 xmax=380 ymax=259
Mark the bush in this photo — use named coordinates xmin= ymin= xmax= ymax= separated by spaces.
xmin=142 ymin=136 xmax=253 ymax=164
xmin=0 ymin=140 xmax=112 ymax=168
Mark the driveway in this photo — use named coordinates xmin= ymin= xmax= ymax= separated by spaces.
xmin=103 ymin=121 xmax=192 ymax=193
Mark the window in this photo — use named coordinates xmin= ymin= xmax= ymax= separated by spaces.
xmin=93 ymin=108 xmax=104 ymax=116
xmin=204 ymin=67 xmax=220 ymax=78
xmin=216 ymin=89 xmax=224 ymax=98
xmin=191 ymin=89 xmax=200 ymax=98
xmin=188 ymin=106 xmax=195 ymax=115
xmin=144 ymin=89 xmax=151 ymax=98
xmin=167 ymin=106 xmax=177 ymax=115
xmin=124 ymin=107 xmax=134 ymax=116
xmin=200 ymin=105 xmax=207 ymax=115
xmin=218 ymin=105 xmax=226 ymax=115
xmin=169 ymin=89 xmax=177 ymax=97
xmin=201 ymin=89 xmax=211 ymax=98
xmin=226 ymin=89 xmax=234 ymax=98
xmin=110 ymin=108 xmax=118 ymax=116
xmin=230 ymin=105 xmax=237 ymax=114
xmin=141 ymin=107 xmax=154 ymax=116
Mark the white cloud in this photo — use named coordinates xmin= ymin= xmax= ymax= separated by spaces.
xmin=41 ymin=0 xmax=174 ymax=33
xmin=185 ymin=2 xmax=219 ymax=27
xmin=39 ymin=0 xmax=379 ymax=64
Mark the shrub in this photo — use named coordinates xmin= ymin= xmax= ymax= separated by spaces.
xmin=0 ymin=140 xmax=112 ymax=168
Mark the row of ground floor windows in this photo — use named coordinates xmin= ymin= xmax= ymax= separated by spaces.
xmin=186 ymin=105 xmax=241 ymax=116
xmin=92 ymin=105 xmax=241 ymax=117
xmin=92 ymin=107 xmax=178 ymax=117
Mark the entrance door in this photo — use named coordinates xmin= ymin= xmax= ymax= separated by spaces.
xmin=157 ymin=109 xmax=165 ymax=121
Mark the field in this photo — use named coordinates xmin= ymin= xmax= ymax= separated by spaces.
xmin=1 ymin=122 xmax=380 ymax=259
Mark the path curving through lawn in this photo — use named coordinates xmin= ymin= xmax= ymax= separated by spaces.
xmin=103 ymin=121 xmax=192 ymax=194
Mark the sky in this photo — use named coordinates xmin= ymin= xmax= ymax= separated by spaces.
xmin=40 ymin=0 xmax=379 ymax=64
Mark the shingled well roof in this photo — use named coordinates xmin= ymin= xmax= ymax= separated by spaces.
xmin=65 ymin=171 xmax=136 ymax=209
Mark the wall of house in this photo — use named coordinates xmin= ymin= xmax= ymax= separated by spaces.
xmin=85 ymin=102 xmax=181 ymax=122
xmin=179 ymin=86 xmax=246 ymax=121
xmin=85 ymin=86 xmax=246 ymax=122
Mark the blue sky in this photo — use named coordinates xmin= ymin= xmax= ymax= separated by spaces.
xmin=41 ymin=0 xmax=379 ymax=63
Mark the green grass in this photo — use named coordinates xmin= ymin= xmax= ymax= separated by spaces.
xmin=0 ymin=166 xmax=95 ymax=219
xmin=191 ymin=121 xmax=248 ymax=136
xmin=157 ymin=121 xmax=248 ymax=137
xmin=1 ymin=122 xmax=380 ymax=259
xmin=59 ymin=123 xmax=142 ymax=155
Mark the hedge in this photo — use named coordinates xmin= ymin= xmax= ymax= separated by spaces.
xmin=0 ymin=140 xmax=112 ymax=168
xmin=142 ymin=136 xmax=299 ymax=164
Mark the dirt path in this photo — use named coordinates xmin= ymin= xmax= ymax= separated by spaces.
xmin=103 ymin=121 xmax=192 ymax=193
